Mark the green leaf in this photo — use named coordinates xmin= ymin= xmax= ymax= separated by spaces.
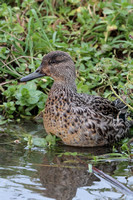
xmin=13 ymin=23 xmax=24 ymax=33
xmin=103 ymin=8 xmax=115 ymax=15
xmin=88 ymin=164 xmax=93 ymax=173
xmin=32 ymin=137 xmax=47 ymax=147
xmin=46 ymin=134 xmax=56 ymax=146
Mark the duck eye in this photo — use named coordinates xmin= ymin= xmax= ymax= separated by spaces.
xmin=49 ymin=60 xmax=56 ymax=64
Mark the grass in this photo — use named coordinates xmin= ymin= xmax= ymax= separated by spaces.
xmin=0 ymin=1 xmax=133 ymax=139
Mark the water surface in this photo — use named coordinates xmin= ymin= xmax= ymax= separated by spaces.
xmin=0 ymin=121 xmax=133 ymax=200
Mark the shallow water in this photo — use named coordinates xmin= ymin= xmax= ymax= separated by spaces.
xmin=0 ymin=121 xmax=133 ymax=200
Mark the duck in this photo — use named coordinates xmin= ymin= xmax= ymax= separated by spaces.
xmin=20 ymin=51 xmax=132 ymax=147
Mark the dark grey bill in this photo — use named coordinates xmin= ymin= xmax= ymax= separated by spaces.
xmin=20 ymin=65 xmax=45 ymax=82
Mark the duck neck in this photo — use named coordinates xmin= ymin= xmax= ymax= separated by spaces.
xmin=50 ymin=80 xmax=77 ymax=95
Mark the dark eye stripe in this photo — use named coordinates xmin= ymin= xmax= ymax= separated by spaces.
xmin=49 ymin=58 xmax=68 ymax=64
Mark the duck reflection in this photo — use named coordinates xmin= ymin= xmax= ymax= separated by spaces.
xmin=39 ymin=146 xmax=116 ymax=200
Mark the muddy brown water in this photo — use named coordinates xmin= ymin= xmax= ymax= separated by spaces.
xmin=0 ymin=121 xmax=133 ymax=200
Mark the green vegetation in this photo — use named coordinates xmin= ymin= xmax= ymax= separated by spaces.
xmin=0 ymin=0 xmax=133 ymax=151
xmin=24 ymin=133 xmax=57 ymax=148
xmin=0 ymin=0 xmax=133 ymax=122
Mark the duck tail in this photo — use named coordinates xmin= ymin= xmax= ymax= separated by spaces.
xmin=112 ymin=98 xmax=128 ymax=121
xmin=127 ymin=120 xmax=133 ymax=128
xmin=112 ymin=98 xmax=128 ymax=111
xmin=112 ymin=98 xmax=133 ymax=128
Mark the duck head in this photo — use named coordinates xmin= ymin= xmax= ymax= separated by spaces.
xmin=20 ymin=51 xmax=76 ymax=84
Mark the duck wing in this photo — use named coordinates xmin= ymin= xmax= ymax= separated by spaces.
xmin=73 ymin=93 xmax=121 ymax=118
xmin=68 ymin=93 xmax=129 ymax=145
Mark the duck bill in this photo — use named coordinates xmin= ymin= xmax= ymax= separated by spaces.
xmin=20 ymin=65 xmax=45 ymax=82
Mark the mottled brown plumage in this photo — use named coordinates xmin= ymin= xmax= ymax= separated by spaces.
xmin=20 ymin=51 xmax=131 ymax=147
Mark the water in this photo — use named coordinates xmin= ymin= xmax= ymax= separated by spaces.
xmin=0 ymin=121 xmax=133 ymax=200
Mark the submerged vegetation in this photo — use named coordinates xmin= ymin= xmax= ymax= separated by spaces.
xmin=0 ymin=0 xmax=133 ymax=150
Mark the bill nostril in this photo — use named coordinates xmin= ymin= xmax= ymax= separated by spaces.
xmin=35 ymin=68 xmax=42 ymax=74
xmin=36 ymin=69 xmax=40 ymax=73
